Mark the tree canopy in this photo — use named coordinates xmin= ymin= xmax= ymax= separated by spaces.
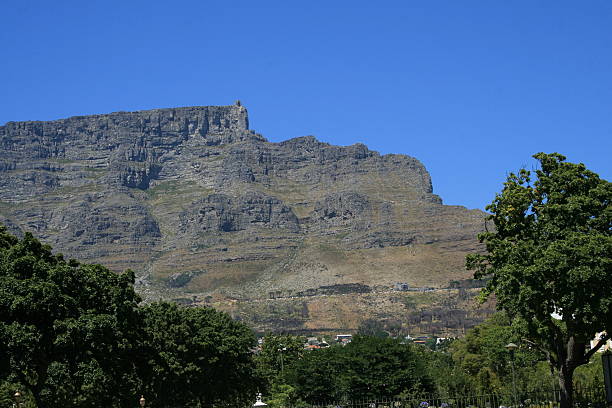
xmin=139 ymin=302 xmax=257 ymax=407
xmin=287 ymin=336 xmax=434 ymax=403
xmin=0 ymin=226 xmax=257 ymax=407
xmin=466 ymin=153 xmax=612 ymax=408
xmin=254 ymin=333 xmax=305 ymax=390
xmin=0 ymin=228 xmax=142 ymax=407
xmin=446 ymin=312 xmax=550 ymax=394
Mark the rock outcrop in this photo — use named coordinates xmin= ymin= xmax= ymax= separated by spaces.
xmin=0 ymin=103 xmax=486 ymax=332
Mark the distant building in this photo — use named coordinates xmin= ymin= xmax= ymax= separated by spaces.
xmin=304 ymin=336 xmax=331 ymax=350
xmin=306 ymin=337 xmax=320 ymax=346
xmin=335 ymin=334 xmax=353 ymax=345
xmin=413 ymin=335 xmax=430 ymax=345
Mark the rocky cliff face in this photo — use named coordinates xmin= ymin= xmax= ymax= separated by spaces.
xmin=0 ymin=104 xmax=487 ymax=333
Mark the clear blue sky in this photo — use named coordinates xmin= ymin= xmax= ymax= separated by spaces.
xmin=1 ymin=1 xmax=610 ymax=210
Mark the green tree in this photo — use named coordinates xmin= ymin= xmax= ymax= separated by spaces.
xmin=265 ymin=383 xmax=308 ymax=408
xmin=449 ymin=313 xmax=517 ymax=393
xmin=254 ymin=333 xmax=305 ymax=392
xmin=426 ymin=350 xmax=476 ymax=396
xmin=0 ymin=227 xmax=260 ymax=407
xmin=0 ymin=228 xmax=142 ymax=407
xmin=286 ymin=346 xmax=341 ymax=402
xmin=573 ymin=354 xmax=605 ymax=389
xmin=447 ymin=312 xmax=549 ymax=395
xmin=288 ymin=336 xmax=434 ymax=403
xmin=466 ymin=153 xmax=612 ymax=408
xmin=139 ymin=302 xmax=257 ymax=407
xmin=339 ymin=336 xmax=434 ymax=400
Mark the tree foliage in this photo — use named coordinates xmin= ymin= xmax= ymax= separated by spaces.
xmin=466 ymin=153 xmax=612 ymax=407
xmin=0 ymin=228 xmax=141 ymax=407
xmin=431 ymin=312 xmax=604 ymax=398
xmin=287 ymin=336 xmax=434 ymax=403
xmin=139 ymin=302 xmax=257 ymax=407
xmin=445 ymin=312 xmax=550 ymax=394
xmin=0 ymin=226 xmax=257 ymax=407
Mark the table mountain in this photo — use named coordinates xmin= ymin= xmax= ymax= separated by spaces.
xmin=0 ymin=103 xmax=488 ymax=333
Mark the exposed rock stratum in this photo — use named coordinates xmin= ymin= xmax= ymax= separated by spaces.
xmin=0 ymin=104 xmax=489 ymax=333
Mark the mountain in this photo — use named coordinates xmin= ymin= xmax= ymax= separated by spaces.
xmin=0 ymin=103 xmax=490 ymax=334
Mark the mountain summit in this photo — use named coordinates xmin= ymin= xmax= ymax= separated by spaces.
xmin=0 ymin=104 xmax=487 ymax=333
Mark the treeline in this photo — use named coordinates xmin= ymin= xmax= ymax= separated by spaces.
xmin=0 ymin=227 xmax=256 ymax=407
xmin=255 ymin=313 xmax=605 ymax=408
xmin=255 ymin=334 xmax=434 ymax=406
xmin=1 ymin=227 xmax=605 ymax=407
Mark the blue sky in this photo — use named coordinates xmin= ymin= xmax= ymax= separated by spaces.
xmin=1 ymin=1 xmax=610 ymax=210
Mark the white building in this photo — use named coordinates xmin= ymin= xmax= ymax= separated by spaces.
xmin=590 ymin=332 xmax=612 ymax=353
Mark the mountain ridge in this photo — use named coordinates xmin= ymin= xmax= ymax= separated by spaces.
xmin=0 ymin=103 xmax=489 ymax=333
